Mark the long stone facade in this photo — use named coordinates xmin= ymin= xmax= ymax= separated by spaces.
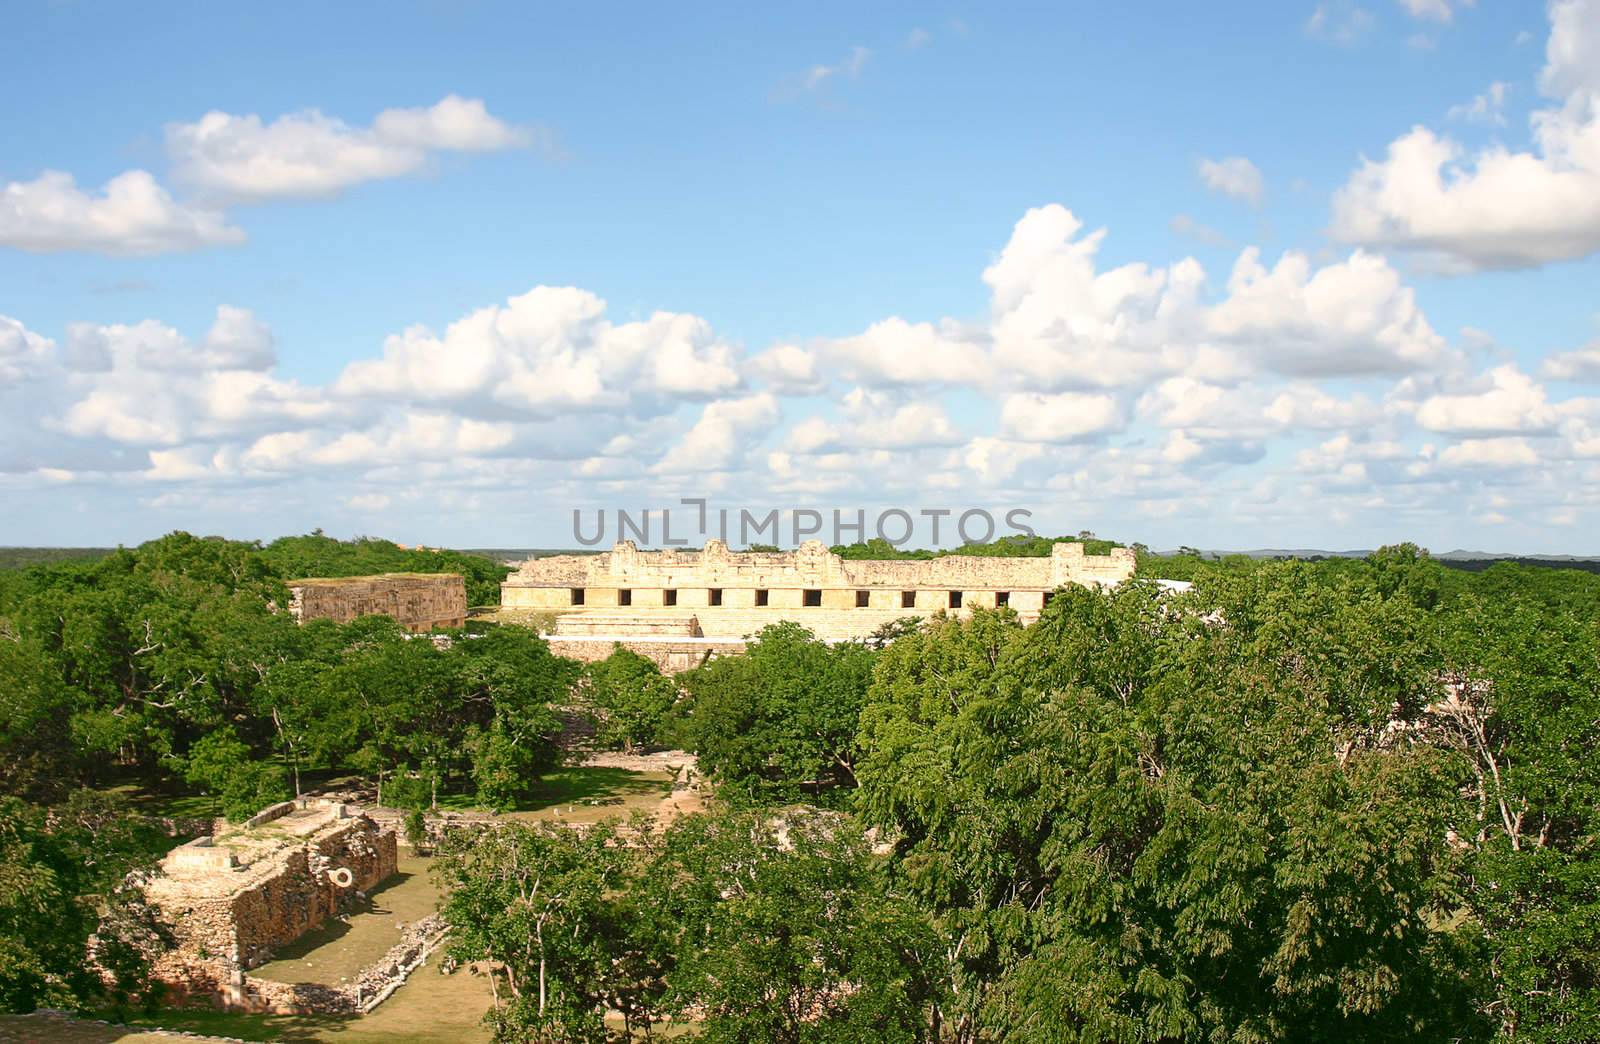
xmin=503 ymin=539 xmax=1137 ymax=668
xmin=287 ymin=573 xmax=467 ymax=632
xmin=143 ymin=799 xmax=398 ymax=1011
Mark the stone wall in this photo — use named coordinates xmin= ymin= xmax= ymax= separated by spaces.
xmin=287 ymin=573 xmax=467 ymax=633
xmin=145 ymin=801 xmax=398 ymax=1009
xmin=547 ymin=635 xmax=749 ymax=674
xmin=503 ymin=539 xmax=1136 ymax=639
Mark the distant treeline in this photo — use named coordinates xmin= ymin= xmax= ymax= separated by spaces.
xmin=0 ymin=547 xmax=113 ymax=571
xmin=1 ymin=532 xmax=509 ymax=606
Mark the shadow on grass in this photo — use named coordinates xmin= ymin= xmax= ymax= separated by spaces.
xmin=433 ymin=765 xmax=670 ymax=814
xmin=250 ymin=870 xmax=417 ymax=977
xmin=81 ymin=1007 xmax=353 ymax=1043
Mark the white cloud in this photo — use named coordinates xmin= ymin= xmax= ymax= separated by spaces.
xmin=167 ymin=95 xmax=534 ymax=201
xmin=1542 ymin=0 xmax=1600 ymax=98
xmin=653 ymin=394 xmax=780 ymax=473
xmin=787 ymin=392 xmax=962 ymax=453
xmin=1438 ymin=436 xmax=1540 ymax=468
xmin=1398 ymin=0 xmax=1468 ymax=23
xmin=1208 ymin=248 xmax=1447 ymax=376
xmin=1198 ymin=156 xmax=1265 ymax=205
xmin=8 ymin=198 xmax=1597 ymax=549
xmin=1307 ymin=2 xmax=1376 ymax=44
xmin=800 ymin=46 xmax=871 ymax=91
xmin=748 ymin=344 xmax=828 ymax=395
xmin=905 ymin=28 xmax=932 ymax=49
xmin=0 ymin=170 xmax=242 ymax=255
xmin=1413 ymin=365 xmax=1560 ymax=434
xmin=984 ymin=205 xmax=1204 ymax=390
xmin=821 ymin=317 xmax=990 ymax=388
xmin=958 ymin=437 xmax=1046 ymax=484
xmin=59 ymin=308 xmax=327 ymax=448
xmin=1331 ymin=0 xmax=1600 ymax=270
xmin=1447 ymin=81 xmax=1511 ymax=125
xmin=1542 ymin=342 xmax=1600 ymax=381
xmin=336 ymin=285 xmax=742 ymax=417
xmin=0 ymin=315 xmax=54 ymax=382
xmin=999 ymin=391 xmax=1123 ymax=442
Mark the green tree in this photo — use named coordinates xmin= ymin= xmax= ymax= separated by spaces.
xmin=857 ymin=584 xmax=1483 ymax=1041
xmin=582 ymin=646 xmax=678 ymax=752
xmin=1435 ymin=596 xmax=1600 ymax=1039
xmin=0 ymin=792 xmax=172 ymax=1014
xmin=182 ymin=728 xmax=290 ymax=821
xmin=680 ymin=623 xmax=875 ymax=801
xmin=436 ymin=819 xmax=632 ymax=1043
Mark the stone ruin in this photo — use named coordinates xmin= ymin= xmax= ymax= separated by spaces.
xmin=143 ymin=798 xmax=399 ymax=1012
xmin=286 ymin=573 xmax=468 ymax=633
xmin=502 ymin=538 xmax=1139 ymax=672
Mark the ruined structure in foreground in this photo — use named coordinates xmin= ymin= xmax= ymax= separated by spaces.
xmin=502 ymin=539 xmax=1137 ymax=671
xmin=287 ymin=573 xmax=467 ymax=632
xmin=143 ymin=799 xmax=400 ymax=1012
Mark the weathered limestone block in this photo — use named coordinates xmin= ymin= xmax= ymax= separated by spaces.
xmin=144 ymin=800 xmax=399 ymax=1008
xmin=287 ymin=573 xmax=467 ymax=632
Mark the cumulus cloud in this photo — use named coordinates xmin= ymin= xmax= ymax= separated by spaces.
xmin=999 ymin=391 xmax=1123 ymax=442
xmin=747 ymin=343 xmax=829 ymax=395
xmin=1438 ymin=436 xmax=1540 ymax=468
xmin=336 ymin=285 xmax=742 ymax=417
xmin=786 ymin=389 xmax=963 ymax=454
xmin=1412 ymin=365 xmax=1560 ymax=434
xmin=1331 ymin=0 xmax=1600 ymax=270
xmin=1209 ymin=247 xmax=1447 ymax=376
xmin=1198 ymin=156 xmax=1265 ymax=205
xmin=818 ymin=317 xmax=990 ymax=388
xmin=1542 ymin=341 xmax=1600 ymax=381
xmin=5 ymin=198 xmax=1594 ymax=544
xmin=652 ymin=394 xmax=781 ymax=473
xmin=983 ymin=205 xmax=1204 ymax=390
xmin=2 ymin=95 xmax=536 ymax=256
xmin=0 ymin=170 xmax=243 ymax=255
xmin=167 ymin=95 xmax=534 ymax=202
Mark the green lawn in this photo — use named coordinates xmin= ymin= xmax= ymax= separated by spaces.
xmin=252 ymin=852 xmax=439 ymax=985
xmin=434 ymin=764 xmax=674 ymax=820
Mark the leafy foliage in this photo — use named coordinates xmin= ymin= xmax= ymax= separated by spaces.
xmin=260 ymin=530 xmax=509 ymax=606
xmin=436 ymin=808 xmax=941 ymax=1043
xmin=678 ymin=623 xmax=875 ymax=802
xmin=580 ymin=646 xmax=679 ymax=752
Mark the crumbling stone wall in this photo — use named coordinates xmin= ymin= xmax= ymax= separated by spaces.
xmin=146 ymin=804 xmax=398 ymax=1008
xmin=287 ymin=573 xmax=467 ymax=632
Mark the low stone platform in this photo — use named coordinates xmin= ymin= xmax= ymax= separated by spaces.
xmin=144 ymin=798 xmax=398 ymax=1010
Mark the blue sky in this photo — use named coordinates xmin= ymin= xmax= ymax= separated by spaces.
xmin=3 ymin=0 xmax=1599 ymax=552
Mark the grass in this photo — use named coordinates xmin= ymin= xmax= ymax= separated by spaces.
xmin=433 ymin=764 xmax=673 ymax=820
xmin=71 ymin=951 xmax=494 ymax=1042
xmin=252 ymin=852 xmax=439 ymax=985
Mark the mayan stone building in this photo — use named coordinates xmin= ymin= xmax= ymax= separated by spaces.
xmin=143 ymin=799 xmax=398 ymax=1010
xmin=502 ymin=539 xmax=1137 ymax=671
xmin=286 ymin=573 xmax=467 ymax=632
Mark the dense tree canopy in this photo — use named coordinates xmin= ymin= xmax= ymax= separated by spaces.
xmin=2 ymin=532 xmax=1598 ymax=1040
xmin=678 ymin=622 xmax=875 ymax=802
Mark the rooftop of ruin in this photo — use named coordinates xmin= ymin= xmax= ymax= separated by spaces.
xmin=146 ymin=799 xmax=366 ymax=902
xmin=504 ymin=539 xmax=1136 ymax=591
